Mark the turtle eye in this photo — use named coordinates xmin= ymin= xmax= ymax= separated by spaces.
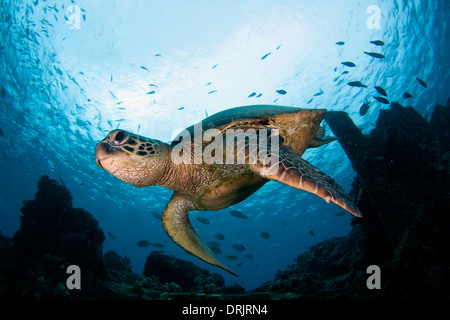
xmin=113 ymin=130 xmax=127 ymax=145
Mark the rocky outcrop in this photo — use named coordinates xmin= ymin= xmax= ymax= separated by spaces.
xmin=12 ymin=175 xmax=107 ymax=278
xmin=144 ymin=251 xmax=226 ymax=293
xmin=0 ymin=176 xmax=247 ymax=299
xmin=255 ymin=101 xmax=450 ymax=299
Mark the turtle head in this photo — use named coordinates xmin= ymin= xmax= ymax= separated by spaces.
xmin=95 ymin=129 xmax=169 ymax=187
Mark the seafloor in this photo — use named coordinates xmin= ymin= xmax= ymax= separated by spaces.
xmin=0 ymin=100 xmax=448 ymax=300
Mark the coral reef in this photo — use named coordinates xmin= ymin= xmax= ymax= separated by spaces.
xmin=13 ymin=175 xmax=106 ymax=277
xmin=0 ymin=176 xmax=246 ymax=299
xmin=143 ymin=251 xmax=226 ymax=292
xmin=254 ymin=101 xmax=450 ymax=299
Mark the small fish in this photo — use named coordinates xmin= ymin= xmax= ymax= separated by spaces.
xmin=150 ymin=242 xmax=164 ymax=248
xmin=232 ymin=244 xmax=246 ymax=252
xmin=149 ymin=84 xmax=158 ymax=87
xmin=69 ymin=75 xmax=80 ymax=87
xmin=309 ymin=229 xmax=316 ymax=237
xmin=335 ymin=41 xmax=345 ymax=45
xmin=261 ymin=52 xmax=271 ymax=60
xmin=375 ymin=86 xmax=388 ymax=97
xmin=146 ymin=91 xmax=156 ymax=95
xmin=215 ymin=233 xmax=225 ymax=240
xmin=54 ymin=66 xmax=63 ymax=75
xmin=313 ymin=89 xmax=324 ymax=96
xmin=155 ymin=54 xmax=162 ymax=57
xmin=205 ymin=109 xmax=209 ymax=117
xmin=341 ymin=61 xmax=356 ymax=67
xmin=206 ymin=82 xmax=212 ymax=86
xmin=109 ymin=91 xmax=118 ymax=99
xmin=244 ymin=253 xmax=254 ymax=259
xmin=370 ymin=40 xmax=384 ymax=46
xmin=209 ymin=246 xmax=222 ymax=255
xmin=276 ymin=45 xmax=281 ymax=50
xmin=374 ymin=96 xmax=390 ymax=104
xmin=82 ymin=14 xmax=86 ymax=21
xmin=178 ymin=107 xmax=184 ymax=110
xmin=106 ymin=231 xmax=116 ymax=239
xmin=364 ymin=51 xmax=385 ymax=59
xmin=140 ymin=66 xmax=149 ymax=71
xmin=208 ymin=90 xmax=218 ymax=94
xmin=348 ymin=81 xmax=367 ymax=88
xmin=136 ymin=240 xmax=151 ymax=247
xmin=335 ymin=211 xmax=347 ymax=216
xmin=416 ymin=77 xmax=427 ymax=88
xmin=276 ymin=89 xmax=287 ymax=95
xmin=341 ymin=71 xmax=349 ymax=75
xmin=230 ymin=209 xmax=248 ymax=220
xmin=110 ymin=74 xmax=113 ymax=82
xmin=212 ymin=64 xmax=219 ymax=69
xmin=359 ymin=100 xmax=371 ymax=116
xmin=260 ymin=232 xmax=270 ymax=239
xmin=248 ymin=92 xmax=256 ymax=98
xmin=280 ymin=220 xmax=287 ymax=226
xmin=195 ymin=217 xmax=210 ymax=225
xmin=256 ymin=93 xmax=262 ymax=98
xmin=307 ymin=98 xmax=314 ymax=104
xmin=224 ymin=255 xmax=239 ymax=260
xmin=403 ymin=92 xmax=412 ymax=99
xmin=150 ymin=211 xmax=161 ymax=220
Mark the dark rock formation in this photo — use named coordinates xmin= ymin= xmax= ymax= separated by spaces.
xmin=0 ymin=231 xmax=13 ymax=296
xmin=12 ymin=175 xmax=106 ymax=277
xmin=326 ymin=102 xmax=449 ymax=259
xmin=0 ymin=176 xmax=251 ymax=299
xmin=103 ymin=250 xmax=137 ymax=285
xmin=143 ymin=251 xmax=226 ymax=292
xmin=256 ymin=101 xmax=450 ymax=299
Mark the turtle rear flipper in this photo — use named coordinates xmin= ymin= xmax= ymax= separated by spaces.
xmin=250 ymin=146 xmax=362 ymax=217
xmin=161 ymin=193 xmax=238 ymax=276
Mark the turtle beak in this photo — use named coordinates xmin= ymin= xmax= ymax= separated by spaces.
xmin=95 ymin=142 xmax=111 ymax=169
xmin=95 ymin=140 xmax=131 ymax=172
xmin=96 ymin=158 xmax=103 ymax=169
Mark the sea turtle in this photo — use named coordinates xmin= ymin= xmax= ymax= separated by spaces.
xmin=95 ymin=105 xmax=361 ymax=276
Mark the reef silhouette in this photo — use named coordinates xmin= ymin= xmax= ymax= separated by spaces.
xmin=255 ymin=100 xmax=450 ymax=299
xmin=0 ymin=175 xmax=245 ymax=299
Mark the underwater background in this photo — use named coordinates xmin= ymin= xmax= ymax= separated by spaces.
xmin=0 ymin=0 xmax=449 ymax=298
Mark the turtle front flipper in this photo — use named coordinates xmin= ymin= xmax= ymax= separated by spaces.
xmin=250 ymin=146 xmax=362 ymax=217
xmin=161 ymin=193 xmax=238 ymax=277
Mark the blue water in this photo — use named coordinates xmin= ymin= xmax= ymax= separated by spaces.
xmin=0 ymin=0 xmax=448 ymax=290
